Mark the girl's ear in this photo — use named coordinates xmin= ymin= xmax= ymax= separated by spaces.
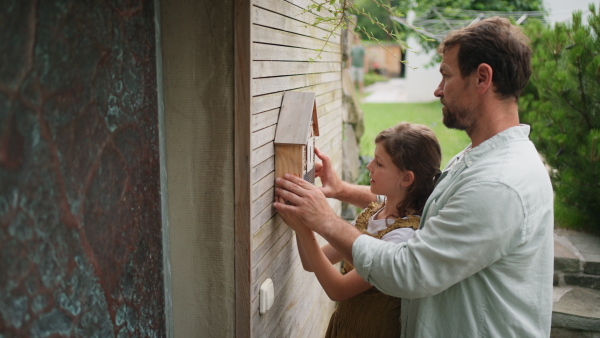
xmin=402 ymin=171 xmax=415 ymax=188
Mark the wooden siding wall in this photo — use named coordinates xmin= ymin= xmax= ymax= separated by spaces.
xmin=250 ymin=0 xmax=343 ymax=336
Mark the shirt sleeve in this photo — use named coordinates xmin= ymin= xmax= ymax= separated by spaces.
xmin=352 ymin=180 xmax=525 ymax=299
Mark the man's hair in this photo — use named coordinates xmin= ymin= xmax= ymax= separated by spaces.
xmin=438 ymin=17 xmax=532 ymax=101
xmin=375 ymin=123 xmax=441 ymax=217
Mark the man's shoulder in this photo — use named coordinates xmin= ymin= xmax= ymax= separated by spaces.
xmin=463 ymin=140 xmax=552 ymax=202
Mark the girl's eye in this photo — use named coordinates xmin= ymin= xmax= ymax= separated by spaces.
xmin=377 ymin=161 xmax=382 ymax=167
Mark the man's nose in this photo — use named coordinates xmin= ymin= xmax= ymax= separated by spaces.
xmin=434 ymin=84 xmax=443 ymax=98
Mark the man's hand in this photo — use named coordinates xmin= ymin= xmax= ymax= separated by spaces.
xmin=276 ymin=195 xmax=313 ymax=236
xmin=314 ymin=147 xmax=343 ymax=199
xmin=274 ymin=174 xmax=339 ymax=232
xmin=274 ymin=173 xmax=363 ymax=262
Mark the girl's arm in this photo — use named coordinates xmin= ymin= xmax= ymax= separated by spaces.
xmin=278 ymin=195 xmax=371 ymax=300
xmin=278 ymin=196 xmax=345 ymax=271
xmin=295 ymin=228 xmax=344 ymax=272
xmin=296 ymin=229 xmax=373 ymax=301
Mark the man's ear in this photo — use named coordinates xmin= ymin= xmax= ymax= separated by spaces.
xmin=402 ymin=171 xmax=415 ymax=188
xmin=476 ymin=63 xmax=493 ymax=94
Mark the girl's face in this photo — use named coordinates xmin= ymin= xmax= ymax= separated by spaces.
xmin=366 ymin=143 xmax=407 ymax=197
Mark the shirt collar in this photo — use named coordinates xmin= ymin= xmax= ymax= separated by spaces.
xmin=463 ymin=124 xmax=531 ymax=168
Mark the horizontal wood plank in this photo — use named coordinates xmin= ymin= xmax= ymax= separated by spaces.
xmin=252 ymin=60 xmax=340 ymax=79
xmin=253 ymin=43 xmax=340 ymax=63
xmin=249 ymin=3 xmax=343 ymax=334
xmin=252 ymin=203 xmax=277 ymax=233
xmin=251 ymin=213 xmax=285 ymax=253
xmin=252 ymin=124 xmax=277 ymax=149
xmin=251 ymin=188 xmax=275 ymax=222
xmin=251 ymin=155 xmax=275 ymax=184
xmin=252 ymin=142 xmax=274 ymax=167
xmin=253 ymin=5 xmax=340 ymax=43
xmin=255 ymin=264 xmax=330 ymax=336
xmin=272 ymin=276 xmax=331 ymax=337
xmin=315 ymin=88 xmax=342 ymax=107
xmin=253 ymin=25 xmax=340 ymax=54
xmin=252 ymin=107 xmax=279 ymax=132
xmin=252 ymin=71 xmax=341 ymax=96
xmin=252 ymin=80 xmax=341 ymax=114
xmin=255 ymin=0 xmax=338 ymax=32
xmin=251 ymin=251 xmax=304 ymax=323
xmin=251 ymin=225 xmax=295 ymax=283
xmin=252 ymin=171 xmax=276 ymax=203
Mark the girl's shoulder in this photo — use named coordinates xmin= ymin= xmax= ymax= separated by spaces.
xmin=373 ymin=215 xmax=420 ymax=239
xmin=380 ymin=226 xmax=416 ymax=244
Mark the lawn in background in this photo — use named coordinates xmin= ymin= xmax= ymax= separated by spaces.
xmin=359 ymin=101 xmax=471 ymax=169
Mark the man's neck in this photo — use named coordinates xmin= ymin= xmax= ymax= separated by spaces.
xmin=467 ymin=101 xmax=520 ymax=147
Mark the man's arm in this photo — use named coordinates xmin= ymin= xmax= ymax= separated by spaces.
xmin=274 ymin=174 xmax=362 ymax=262
xmin=314 ymin=147 xmax=375 ymax=209
xmin=352 ymin=181 xmax=526 ymax=299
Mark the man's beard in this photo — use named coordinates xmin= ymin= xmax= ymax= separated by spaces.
xmin=442 ymin=103 xmax=474 ymax=131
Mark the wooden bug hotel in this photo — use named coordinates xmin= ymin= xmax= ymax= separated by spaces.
xmin=274 ymin=91 xmax=320 ymax=184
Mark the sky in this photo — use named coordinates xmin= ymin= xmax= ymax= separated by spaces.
xmin=544 ymin=0 xmax=594 ymax=24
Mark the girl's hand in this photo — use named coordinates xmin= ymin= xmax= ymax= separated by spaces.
xmin=314 ymin=147 xmax=343 ymax=199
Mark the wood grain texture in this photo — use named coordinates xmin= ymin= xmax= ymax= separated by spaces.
xmin=251 ymin=213 xmax=285 ymax=253
xmin=252 ymin=5 xmax=340 ymax=42
xmin=253 ymin=25 xmax=340 ymax=54
xmin=252 ymin=71 xmax=341 ymax=96
xmin=274 ymin=92 xmax=316 ymax=145
xmin=254 ymin=0 xmax=338 ymax=32
xmin=249 ymin=0 xmax=343 ymax=336
xmin=251 ymin=155 xmax=275 ymax=183
xmin=252 ymin=60 xmax=340 ymax=78
xmin=234 ymin=0 xmax=252 ymax=336
xmin=275 ymin=145 xmax=303 ymax=179
xmin=252 ymin=80 xmax=341 ymax=114
xmin=254 ymin=43 xmax=341 ymax=63
xmin=252 ymin=108 xmax=279 ymax=131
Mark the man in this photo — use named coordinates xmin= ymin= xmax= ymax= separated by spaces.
xmin=349 ymin=34 xmax=367 ymax=98
xmin=274 ymin=17 xmax=554 ymax=337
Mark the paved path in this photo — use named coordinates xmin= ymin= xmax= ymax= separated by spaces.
xmin=363 ymin=78 xmax=439 ymax=104
xmin=553 ymin=229 xmax=600 ymax=336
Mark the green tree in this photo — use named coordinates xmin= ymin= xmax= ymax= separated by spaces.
xmin=520 ymin=4 xmax=600 ymax=232
xmin=414 ymin=0 xmax=543 ymax=13
xmin=354 ymin=0 xmax=403 ymax=41
xmin=352 ymin=0 xmax=544 ymax=41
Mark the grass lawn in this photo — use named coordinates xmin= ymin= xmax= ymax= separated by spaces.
xmin=359 ymin=101 xmax=471 ymax=169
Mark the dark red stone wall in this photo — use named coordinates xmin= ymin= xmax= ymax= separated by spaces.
xmin=0 ymin=0 xmax=166 ymax=336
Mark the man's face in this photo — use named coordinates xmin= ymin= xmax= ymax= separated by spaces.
xmin=434 ymin=46 xmax=476 ymax=131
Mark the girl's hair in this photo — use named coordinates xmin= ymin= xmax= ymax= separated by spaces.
xmin=375 ymin=122 xmax=442 ymax=217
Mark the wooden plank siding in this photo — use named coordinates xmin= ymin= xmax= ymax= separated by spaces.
xmin=249 ymin=0 xmax=343 ymax=336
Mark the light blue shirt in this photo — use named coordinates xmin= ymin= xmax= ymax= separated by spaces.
xmin=353 ymin=125 xmax=554 ymax=337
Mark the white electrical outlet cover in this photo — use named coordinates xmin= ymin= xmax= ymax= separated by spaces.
xmin=259 ymin=278 xmax=274 ymax=315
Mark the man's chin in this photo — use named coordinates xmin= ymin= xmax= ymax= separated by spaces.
xmin=443 ymin=115 xmax=466 ymax=131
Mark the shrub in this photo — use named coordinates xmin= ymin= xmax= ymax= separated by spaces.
xmin=521 ymin=5 xmax=600 ymax=233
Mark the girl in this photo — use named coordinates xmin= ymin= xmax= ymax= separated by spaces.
xmin=288 ymin=122 xmax=441 ymax=337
